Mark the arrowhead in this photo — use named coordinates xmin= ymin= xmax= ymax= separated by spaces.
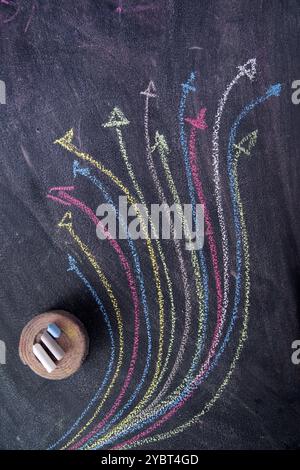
xmin=182 ymin=72 xmax=196 ymax=93
xmin=58 ymin=211 xmax=73 ymax=229
xmin=151 ymin=131 xmax=170 ymax=154
xmin=67 ymin=254 xmax=78 ymax=272
xmin=102 ymin=107 xmax=130 ymax=128
xmin=238 ymin=58 xmax=257 ymax=81
xmin=73 ymin=160 xmax=90 ymax=178
xmin=266 ymin=83 xmax=282 ymax=98
xmin=140 ymin=80 xmax=157 ymax=98
xmin=54 ymin=129 xmax=74 ymax=146
xmin=49 ymin=185 xmax=74 ymax=194
xmin=185 ymin=108 xmax=208 ymax=130
xmin=234 ymin=130 xmax=258 ymax=157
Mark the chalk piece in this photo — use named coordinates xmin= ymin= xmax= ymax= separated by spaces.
xmin=41 ymin=331 xmax=64 ymax=361
xmin=32 ymin=343 xmax=56 ymax=373
xmin=47 ymin=323 xmax=61 ymax=339
xmin=19 ymin=310 xmax=89 ymax=380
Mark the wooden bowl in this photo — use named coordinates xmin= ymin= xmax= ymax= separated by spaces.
xmin=19 ymin=310 xmax=89 ymax=380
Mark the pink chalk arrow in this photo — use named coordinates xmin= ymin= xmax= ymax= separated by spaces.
xmin=185 ymin=108 xmax=208 ymax=130
xmin=47 ymin=186 xmax=75 ymax=207
xmin=48 ymin=185 xmax=74 ymax=193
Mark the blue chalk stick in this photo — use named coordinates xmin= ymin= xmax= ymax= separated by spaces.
xmin=47 ymin=323 xmax=61 ymax=339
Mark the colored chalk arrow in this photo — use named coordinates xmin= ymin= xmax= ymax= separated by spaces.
xmin=140 ymin=80 xmax=157 ymax=99
xmin=141 ymin=80 xmax=158 ymax=157
xmin=73 ymin=160 xmax=90 ymax=178
xmin=49 ymin=185 xmax=75 ymax=193
xmin=47 ymin=185 xmax=75 ymax=207
xmin=140 ymin=78 xmax=192 ymax=402
xmin=181 ymin=72 xmax=196 ymax=94
xmin=234 ymin=130 xmax=258 ymax=157
xmin=237 ymin=58 xmax=257 ymax=80
xmin=102 ymin=106 xmax=146 ymax=204
xmin=211 ymin=57 xmax=258 ymax=340
xmin=185 ymin=108 xmax=208 ymax=130
xmin=54 ymin=128 xmax=74 ymax=146
xmin=58 ymin=211 xmax=73 ymax=229
xmin=102 ymin=107 xmax=130 ymax=128
xmin=151 ymin=131 xmax=170 ymax=155
xmin=266 ymin=83 xmax=282 ymax=98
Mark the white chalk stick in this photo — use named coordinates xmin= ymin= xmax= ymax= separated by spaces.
xmin=40 ymin=331 xmax=64 ymax=361
xmin=32 ymin=343 xmax=56 ymax=373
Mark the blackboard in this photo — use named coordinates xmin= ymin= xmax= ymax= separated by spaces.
xmin=0 ymin=0 xmax=300 ymax=450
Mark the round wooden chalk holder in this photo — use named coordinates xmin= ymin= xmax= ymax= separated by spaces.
xmin=19 ymin=310 xmax=89 ymax=380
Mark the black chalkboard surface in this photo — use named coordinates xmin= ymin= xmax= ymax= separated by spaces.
xmin=0 ymin=0 xmax=299 ymax=451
